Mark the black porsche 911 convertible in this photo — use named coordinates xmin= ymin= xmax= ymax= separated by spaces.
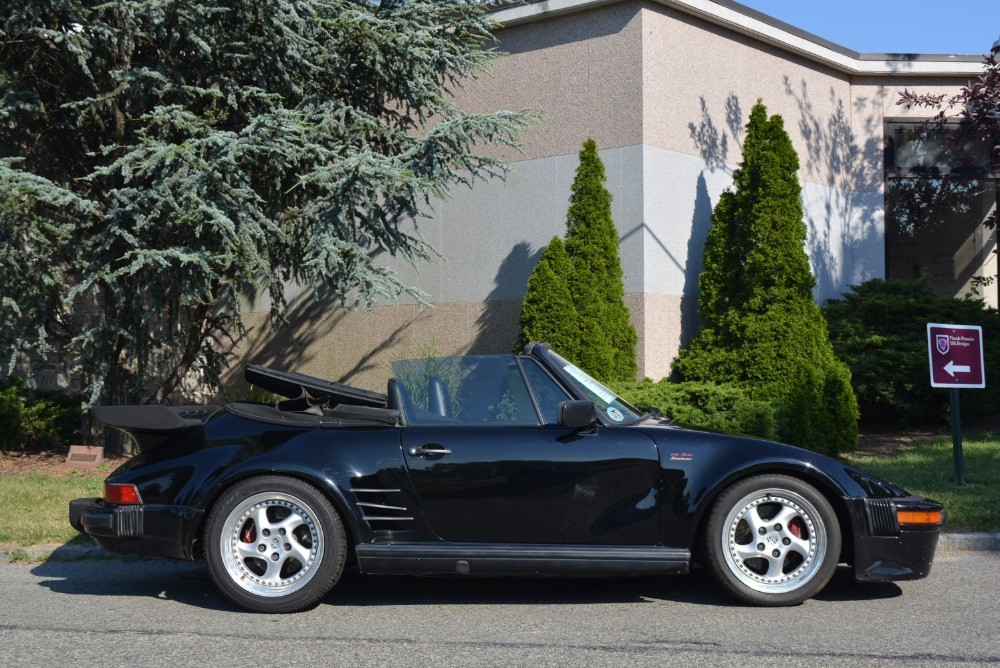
xmin=71 ymin=342 xmax=943 ymax=613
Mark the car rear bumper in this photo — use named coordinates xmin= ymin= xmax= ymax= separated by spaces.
xmin=70 ymin=497 xmax=203 ymax=561
xmin=848 ymin=496 xmax=943 ymax=582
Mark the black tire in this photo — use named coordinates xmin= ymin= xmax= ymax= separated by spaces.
xmin=703 ymin=474 xmax=841 ymax=606
xmin=205 ymin=476 xmax=346 ymax=613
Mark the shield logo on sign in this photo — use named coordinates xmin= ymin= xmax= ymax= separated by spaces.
xmin=936 ymin=334 xmax=950 ymax=355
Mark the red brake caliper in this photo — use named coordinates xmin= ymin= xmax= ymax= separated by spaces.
xmin=789 ymin=518 xmax=805 ymax=539
xmin=241 ymin=521 xmax=256 ymax=543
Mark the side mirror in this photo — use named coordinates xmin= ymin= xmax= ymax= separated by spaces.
xmin=558 ymin=400 xmax=597 ymax=429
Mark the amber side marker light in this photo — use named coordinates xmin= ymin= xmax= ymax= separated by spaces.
xmin=897 ymin=509 xmax=943 ymax=525
xmin=104 ymin=483 xmax=142 ymax=505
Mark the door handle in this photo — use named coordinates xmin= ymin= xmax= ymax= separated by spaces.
xmin=409 ymin=444 xmax=452 ymax=457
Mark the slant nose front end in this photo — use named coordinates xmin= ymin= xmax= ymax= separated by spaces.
xmin=850 ymin=496 xmax=944 ymax=582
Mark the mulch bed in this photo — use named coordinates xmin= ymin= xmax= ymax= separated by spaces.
xmin=0 ymin=450 xmax=128 ymax=477
xmin=854 ymin=429 xmax=944 ymax=458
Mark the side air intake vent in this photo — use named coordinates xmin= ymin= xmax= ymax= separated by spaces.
xmin=351 ymin=485 xmax=414 ymax=528
xmin=865 ymin=498 xmax=899 ymax=537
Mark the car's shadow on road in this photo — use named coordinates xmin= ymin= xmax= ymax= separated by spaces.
xmin=814 ymin=565 xmax=903 ymax=602
xmin=330 ymin=564 xmax=900 ymax=607
xmin=31 ymin=547 xmax=901 ymax=612
xmin=30 ymin=548 xmax=240 ymax=613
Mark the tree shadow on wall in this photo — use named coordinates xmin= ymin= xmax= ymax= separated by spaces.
xmin=680 ymin=172 xmax=714 ymax=351
xmin=470 ymin=241 xmax=541 ymax=355
xmin=688 ymin=84 xmax=886 ymax=304
xmin=688 ymin=93 xmax=744 ymax=174
xmin=783 ymin=76 xmax=885 ymax=301
xmin=223 ymin=283 xmax=415 ymax=394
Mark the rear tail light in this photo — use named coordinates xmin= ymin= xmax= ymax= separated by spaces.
xmin=896 ymin=509 xmax=943 ymax=525
xmin=104 ymin=483 xmax=142 ymax=505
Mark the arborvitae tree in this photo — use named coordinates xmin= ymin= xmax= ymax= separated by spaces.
xmin=515 ymin=237 xmax=580 ymax=357
xmin=0 ymin=1 xmax=535 ymax=405
xmin=563 ymin=139 xmax=638 ymax=382
xmin=673 ymin=101 xmax=858 ymax=454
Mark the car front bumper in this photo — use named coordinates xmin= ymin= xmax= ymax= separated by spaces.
xmin=848 ymin=496 xmax=944 ymax=582
xmin=70 ymin=497 xmax=203 ymax=561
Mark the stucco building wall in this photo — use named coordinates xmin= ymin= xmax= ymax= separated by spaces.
xmin=232 ymin=0 xmax=981 ymax=391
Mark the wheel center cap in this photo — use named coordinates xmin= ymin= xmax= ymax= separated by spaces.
xmin=270 ymin=536 xmax=281 ymax=550
xmin=766 ymin=534 xmax=778 ymax=545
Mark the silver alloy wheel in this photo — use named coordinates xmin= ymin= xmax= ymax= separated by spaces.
xmin=720 ymin=487 xmax=827 ymax=594
xmin=218 ymin=491 xmax=324 ymax=598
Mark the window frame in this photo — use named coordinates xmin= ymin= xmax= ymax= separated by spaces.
xmin=884 ymin=118 xmax=1000 ymax=180
xmin=883 ymin=117 xmax=999 ymax=289
xmin=516 ymin=355 xmax=573 ymax=426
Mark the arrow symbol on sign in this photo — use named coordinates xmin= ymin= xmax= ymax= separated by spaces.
xmin=945 ymin=361 xmax=971 ymax=377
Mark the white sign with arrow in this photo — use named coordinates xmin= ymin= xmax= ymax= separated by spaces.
xmin=944 ymin=361 xmax=971 ymax=377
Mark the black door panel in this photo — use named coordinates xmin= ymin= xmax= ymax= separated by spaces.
xmin=402 ymin=426 xmax=660 ymax=544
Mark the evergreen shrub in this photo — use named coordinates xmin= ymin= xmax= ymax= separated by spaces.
xmin=516 ymin=236 xmax=580 ymax=358
xmin=517 ymin=139 xmax=638 ymax=381
xmin=564 ymin=139 xmax=638 ymax=382
xmin=612 ymin=379 xmax=781 ymax=441
xmin=0 ymin=376 xmax=80 ymax=451
xmin=823 ymin=277 xmax=1000 ymax=426
xmin=672 ymin=102 xmax=858 ymax=455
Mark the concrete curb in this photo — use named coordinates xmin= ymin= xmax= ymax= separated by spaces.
xmin=3 ymin=533 xmax=999 ymax=563
xmin=937 ymin=532 xmax=1000 ymax=553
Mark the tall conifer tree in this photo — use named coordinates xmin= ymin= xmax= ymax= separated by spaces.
xmin=0 ymin=0 xmax=535 ymax=405
xmin=673 ymin=102 xmax=858 ymax=454
xmin=516 ymin=237 xmax=580 ymax=357
xmin=564 ymin=139 xmax=638 ymax=382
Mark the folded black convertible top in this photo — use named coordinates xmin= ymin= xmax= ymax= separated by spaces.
xmin=245 ymin=365 xmax=388 ymax=409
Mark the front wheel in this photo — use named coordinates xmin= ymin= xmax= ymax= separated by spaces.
xmin=205 ymin=476 xmax=346 ymax=613
xmin=704 ymin=474 xmax=841 ymax=606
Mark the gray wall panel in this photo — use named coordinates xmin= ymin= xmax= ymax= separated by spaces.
xmin=243 ymin=144 xmax=884 ymax=318
xmin=641 ymin=147 xmax=733 ymax=297
xmin=429 ymin=145 xmax=645 ymax=304
xmin=642 ymin=145 xmax=884 ymax=304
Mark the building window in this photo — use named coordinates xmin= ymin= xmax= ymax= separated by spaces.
xmin=884 ymin=121 xmax=998 ymax=306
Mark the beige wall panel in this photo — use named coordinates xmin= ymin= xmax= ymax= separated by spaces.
xmin=230 ymin=291 xmax=650 ymax=394
xmin=231 ymin=300 xmax=523 ymax=393
xmin=454 ymin=2 xmax=644 ymax=163
xmin=639 ymin=293 xmax=686 ymax=381
xmin=850 ymin=77 xmax=972 ymax=191
xmin=227 ymin=2 xmax=980 ymax=396
xmin=623 ymin=291 xmax=646 ymax=377
xmin=642 ymin=3 xmax=857 ymax=190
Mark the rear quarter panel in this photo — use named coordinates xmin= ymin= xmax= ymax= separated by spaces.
xmin=108 ymin=411 xmax=414 ymax=552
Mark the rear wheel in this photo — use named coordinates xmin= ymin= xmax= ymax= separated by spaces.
xmin=205 ymin=476 xmax=346 ymax=613
xmin=704 ymin=474 xmax=840 ymax=606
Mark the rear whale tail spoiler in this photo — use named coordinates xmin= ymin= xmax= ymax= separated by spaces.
xmin=93 ymin=405 xmax=219 ymax=454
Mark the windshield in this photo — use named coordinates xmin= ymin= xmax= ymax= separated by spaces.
xmin=544 ymin=350 xmax=644 ymax=424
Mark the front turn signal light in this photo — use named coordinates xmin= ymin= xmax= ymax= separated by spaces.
xmin=104 ymin=483 xmax=142 ymax=505
xmin=896 ymin=509 xmax=943 ymax=525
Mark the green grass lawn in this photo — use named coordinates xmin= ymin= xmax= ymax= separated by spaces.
xmin=844 ymin=432 xmax=1000 ymax=532
xmin=0 ymin=474 xmax=102 ymax=546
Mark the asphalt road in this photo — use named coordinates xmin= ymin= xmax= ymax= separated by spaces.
xmin=3 ymin=550 xmax=999 ymax=667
